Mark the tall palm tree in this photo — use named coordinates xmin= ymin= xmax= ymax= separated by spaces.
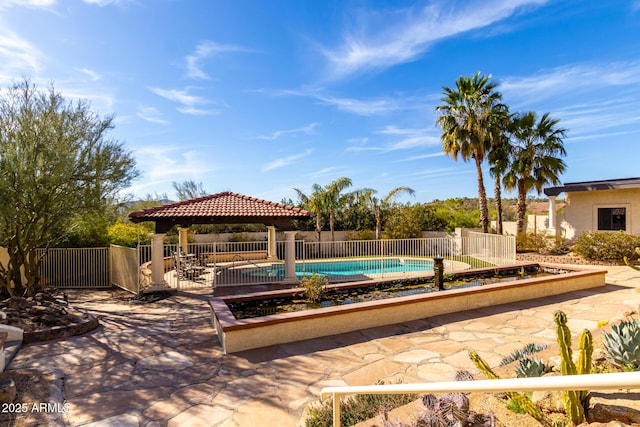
xmin=436 ymin=72 xmax=504 ymax=233
xmin=487 ymin=106 xmax=512 ymax=235
xmin=294 ymin=183 xmax=326 ymax=243
xmin=360 ymin=186 xmax=415 ymax=239
xmin=502 ymin=111 xmax=567 ymax=234
xmin=324 ymin=177 xmax=353 ymax=242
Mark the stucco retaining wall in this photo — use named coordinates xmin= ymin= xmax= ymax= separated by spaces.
xmin=210 ymin=264 xmax=607 ymax=353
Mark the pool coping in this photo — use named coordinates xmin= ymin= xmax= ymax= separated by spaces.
xmin=209 ymin=263 xmax=608 ymax=353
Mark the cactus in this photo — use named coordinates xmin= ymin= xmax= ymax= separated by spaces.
xmin=554 ymin=311 xmax=593 ymax=425
xmin=624 ymin=247 xmax=640 ymax=271
xmin=576 ymin=329 xmax=593 ymax=409
xmin=469 ymin=351 xmax=552 ymax=427
xmin=416 ymin=370 xmax=494 ymax=427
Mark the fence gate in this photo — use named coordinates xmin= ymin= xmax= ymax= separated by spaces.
xmin=110 ymin=245 xmax=140 ymax=294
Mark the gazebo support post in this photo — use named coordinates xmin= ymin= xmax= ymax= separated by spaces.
xmin=548 ymin=195 xmax=557 ymax=237
xmin=267 ymin=226 xmax=277 ymax=261
xmin=178 ymin=227 xmax=189 ymax=254
xmin=284 ymin=231 xmax=297 ymax=283
xmin=150 ymin=233 xmax=168 ymax=287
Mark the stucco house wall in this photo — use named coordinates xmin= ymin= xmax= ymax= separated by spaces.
xmin=564 ymin=187 xmax=640 ymax=236
xmin=545 ymin=177 xmax=640 ymax=241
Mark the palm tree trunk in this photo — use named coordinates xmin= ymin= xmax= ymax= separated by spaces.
xmin=494 ymin=174 xmax=503 ymax=235
xmin=329 ymin=209 xmax=335 ymax=242
xmin=516 ymin=180 xmax=527 ymax=235
xmin=475 ymin=156 xmax=489 ymax=233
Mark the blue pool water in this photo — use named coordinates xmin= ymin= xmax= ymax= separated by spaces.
xmin=258 ymin=258 xmax=434 ymax=278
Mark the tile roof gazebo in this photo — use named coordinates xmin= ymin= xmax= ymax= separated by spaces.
xmin=128 ymin=192 xmax=310 ymax=287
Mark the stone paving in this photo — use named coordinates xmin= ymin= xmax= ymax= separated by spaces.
xmin=7 ymin=265 xmax=640 ymax=426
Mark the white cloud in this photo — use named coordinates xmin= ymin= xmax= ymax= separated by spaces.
xmin=376 ymin=126 xmax=441 ymax=151
xmin=177 ymin=106 xmax=220 ymax=116
xmin=257 ymin=123 xmax=318 ymax=140
xmin=263 ymin=149 xmax=313 ymax=172
xmin=82 ymin=0 xmax=123 ymax=6
xmin=185 ymin=40 xmax=248 ymax=80
xmin=399 ymin=152 xmax=446 ymax=162
xmin=79 ymin=67 xmax=101 ymax=81
xmin=315 ymin=94 xmax=400 ymax=115
xmin=501 ymin=61 xmax=640 ymax=101
xmin=0 ymin=0 xmax=55 ymax=10
xmin=135 ymin=145 xmax=217 ymax=184
xmin=137 ymin=107 xmax=168 ymax=125
xmin=0 ymin=30 xmax=44 ymax=75
xmin=322 ymin=0 xmax=547 ymax=80
xmin=150 ymin=86 xmax=220 ymax=116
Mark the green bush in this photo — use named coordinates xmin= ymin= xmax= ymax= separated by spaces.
xmin=572 ymin=231 xmax=640 ymax=262
xmin=516 ymin=231 xmax=568 ymax=254
xmin=108 ymin=222 xmax=151 ymax=247
xmin=299 ymin=273 xmax=328 ymax=303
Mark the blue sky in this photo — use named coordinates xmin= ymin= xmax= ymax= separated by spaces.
xmin=1 ymin=0 xmax=639 ymax=204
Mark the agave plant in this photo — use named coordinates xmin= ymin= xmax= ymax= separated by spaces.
xmin=500 ymin=343 xmax=548 ymax=366
xmin=515 ymin=358 xmax=552 ymax=378
xmin=602 ymin=318 xmax=640 ymax=370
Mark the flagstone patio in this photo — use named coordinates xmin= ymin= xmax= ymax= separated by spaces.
xmin=6 ymin=265 xmax=640 ymax=426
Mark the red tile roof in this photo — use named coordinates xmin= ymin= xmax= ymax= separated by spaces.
xmin=129 ymin=191 xmax=310 ymax=221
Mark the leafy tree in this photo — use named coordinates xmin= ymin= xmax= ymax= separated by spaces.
xmin=436 ymin=72 xmax=505 ymax=233
xmin=359 ymin=187 xmax=415 ymax=239
xmin=0 ymin=79 xmax=138 ymax=297
xmin=503 ymin=111 xmax=567 ymax=234
xmin=382 ymin=206 xmax=423 ymax=239
xmin=172 ymin=180 xmax=207 ymax=200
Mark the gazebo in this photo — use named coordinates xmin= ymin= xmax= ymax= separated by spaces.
xmin=128 ymin=191 xmax=310 ymax=287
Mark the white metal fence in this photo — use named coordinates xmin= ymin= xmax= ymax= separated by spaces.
xmin=26 ymin=232 xmax=515 ymax=293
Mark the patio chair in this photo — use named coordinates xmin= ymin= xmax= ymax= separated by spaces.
xmin=172 ymin=252 xmax=206 ymax=281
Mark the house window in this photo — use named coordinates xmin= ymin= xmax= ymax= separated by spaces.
xmin=597 ymin=207 xmax=626 ymax=231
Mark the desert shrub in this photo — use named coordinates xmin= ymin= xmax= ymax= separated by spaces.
xmin=346 ymin=229 xmax=376 ymax=241
xmin=228 ymin=232 xmax=259 ymax=242
xmin=516 ymin=232 xmax=568 ymax=254
xmin=299 ymin=273 xmax=328 ymax=303
xmin=572 ymin=231 xmax=640 ymax=262
xmin=305 ymin=381 xmax=418 ymax=427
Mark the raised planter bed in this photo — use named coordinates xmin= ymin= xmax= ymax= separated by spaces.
xmin=209 ymin=263 xmax=607 ymax=353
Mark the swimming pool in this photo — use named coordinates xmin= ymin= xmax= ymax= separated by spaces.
xmin=257 ymin=258 xmax=435 ymax=278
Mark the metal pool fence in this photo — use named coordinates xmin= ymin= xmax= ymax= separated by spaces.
xmin=15 ymin=232 xmax=515 ymax=294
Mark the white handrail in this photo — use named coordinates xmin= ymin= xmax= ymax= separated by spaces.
xmin=320 ymin=372 xmax=640 ymax=427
